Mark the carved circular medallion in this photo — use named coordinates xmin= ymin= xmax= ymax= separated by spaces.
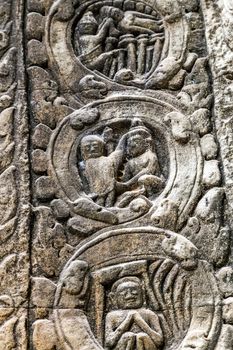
xmin=48 ymin=95 xmax=203 ymax=228
xmin=46 ymin=0 xmax=189 ymax=95
xmin=54 ymin=227 xmax=221 ymax=350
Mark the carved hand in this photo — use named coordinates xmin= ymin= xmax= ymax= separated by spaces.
xmin=133 ymin=313 xmax=162 ymax=345
xmin=105 ymin=313 xmax=134 ymax=348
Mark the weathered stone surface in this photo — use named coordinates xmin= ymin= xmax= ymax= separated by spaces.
xmin=3 ymin=0 xmax=233 ymax=348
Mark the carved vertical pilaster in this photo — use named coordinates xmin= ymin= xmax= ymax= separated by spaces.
xmin=0 ymin=0 xmax=30 ymax=348
xmin=201 ymin=0 xmax=233 ymax=222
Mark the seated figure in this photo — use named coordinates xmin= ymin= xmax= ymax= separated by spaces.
xmin=120 ymin=120 xmax=164 ymax=195
xmin=76 ymin=11 xmax=119 ymax=70
xmin=105 ymin=276 xmax=163 ymax=350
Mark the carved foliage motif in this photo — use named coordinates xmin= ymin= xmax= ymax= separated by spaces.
xmin=0 ymin=1 xmax=29 ymax=349
xmin=24 ymin=0 xmax=232 ymax=349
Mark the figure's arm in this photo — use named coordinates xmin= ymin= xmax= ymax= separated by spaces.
xmin=120 ymin=20 xmax=155 ymax=35
xmin=120 ymin=13 xmax=163 ymax=34
xmin=110 ymin=133 xmax=128 ymax=169
xmin=124 ymin=153 xmax=162 ymax=186
xmin=126 ymin=11 xmax=163 ymax=22
xmin=96 ymin=18 xmax=114 ymax=42
xmin=134 ymin=312 xmax=163 ymax=346
xmin=115 ymin=133 xmax=128 ymax=152
xmin=150 ymin=152 xmax=161 ymax=176
xmin=121 ymin=162 xmax=132 ymax=182
xmin=105 ymin=313 xmax=133 ymax=348
xmin=122 ymin=158 xmax=152 ymax=186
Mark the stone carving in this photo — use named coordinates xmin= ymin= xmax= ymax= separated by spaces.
xmin=47 ymin=94 xmax=209 ymax=236
xmin=105 ymin=276 xmax=163 ymax=350
xmin=45 ymin=0 xmax=195 ymax=96
xmin=219 ymin=0 xmax=233 ymax=50
xmin=215 ymin=267 xmax=233 ymax=349
xmin=74 ymin=7 xmax=164 ymax=81
xmin=32 ymin=205 xmax=74 ymax=277
xmin=25 ymin=2 xmax=230 ymax=345
xmin=0 ymin=1 xmax=30 ymax=349
xmin=1 ymin=0 xmax=232 ymax=348
xmin=78 ymin=118 xmax=163 ymax=208
xmin=181 ymin=187 xmax=230 ymax=267
xmin=50 ymin=228 xmax=221 ymax=350
xmin=0 ymin=3 xmax=16 ymax=249
xmin=78 ymin=75 xmax=108 ymax=99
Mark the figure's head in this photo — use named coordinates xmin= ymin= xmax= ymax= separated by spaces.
xmin=127 ymin=130 xmax=152 ymax=157
xmin=110 ymin=277 xmax=144 ymax=309
xmin=216 ymin=266 xmax=233 ymax=298
xmin=77 ymin=11 xmax=98 ymax=35
xmin=80 ymin=135 xmax=105 ymax=160
xmin=100 ymin=6 xmax=124 ymax=22
xmin=109 ymin=7 xmax=124 ymax=21
xmin=62 ymin=260 xmax=89 ymax=296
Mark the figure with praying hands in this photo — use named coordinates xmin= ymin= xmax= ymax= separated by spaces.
xmin=105 ymin=277 xmax=163 ymax=350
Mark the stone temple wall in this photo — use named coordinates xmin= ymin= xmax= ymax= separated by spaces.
xmin=1 ymin=0 xmax=233 ymax=348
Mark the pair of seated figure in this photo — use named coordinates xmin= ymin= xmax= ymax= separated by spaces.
xmin=79 ymin=121 xmax=163 ymax=207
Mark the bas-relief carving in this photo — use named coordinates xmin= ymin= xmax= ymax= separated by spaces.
xmin=45 ymin=0 xmax=201 ymax=98
xmin=16 ymin=0 xmax=233 ymax=348
xmin=0 ymin=1 xmax=30 ymax=349
xmin=32 ymin=228 xmax=222 ymax=350
xmin=203 ymin=0 xmax=233 ymax=213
